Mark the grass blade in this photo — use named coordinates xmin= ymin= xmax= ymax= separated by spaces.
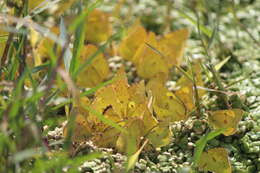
xmin=80 ymin=79 xmax=113 ymax=96
xmin=193 ymin=128 xmax=226 ymax=165
xmin=215 ymin=56 xmax=231 ymax=71
xmin=70 ymin=7 xmax=85 ymax=74
xmin=68 ymin=0 xmax=104 ymax=32
xmin=59 ymin=17 xmax=72 ymax=71
xmin=177 ymin=9 xmax=212 ymax=37
xmin=83 ymin=106 xmax=127 ymax=134
xmin=126 ymin=139 xmax=148 ymax=172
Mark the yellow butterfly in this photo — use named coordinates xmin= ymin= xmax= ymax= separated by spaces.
xmin=208 ymin=109 xmax=243 ymax=136
xmin=77 ymin=44 xmax=110 ymax=88
xmin=158 ymin=28 xmax=189 ymax=67
xmin=29 ymin=0 xmax=45 ymax=10
xmin=85 ymin=9 xmax=112 ymax=44
xmin=91 ymin=67 xmax=129 ymax=120
xmin=137 ymin=29 xmax=189 ymax=79
xmin=146 ymin=75 xmax=187 ymax=123
xmin=35 ymin=26 xmax=60 ymax=63
xmin=118 ymin=23 xmax=189 ymax=80
xmin=146 ymin=122 xmax=172 ymax=148
xmin=116 ymin=118 xmax=145 ymax=154
xmin=118 ymin=22 xmax=147 ymax=61
xmin=198 ymin=147 xmax=231 ymax=173
xmin=133 ymin=32 xmax=169 ymax=79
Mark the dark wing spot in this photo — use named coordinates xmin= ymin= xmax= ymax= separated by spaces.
xmin=224 ymin=119 xmax=228 ymax=124
xmin=102 ymin=105 xmax=112 ymax=114
xmin=212 ymin=156 xmax=217 ymax=162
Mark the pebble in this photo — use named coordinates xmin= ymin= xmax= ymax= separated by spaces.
xmin=244 ymin=159 xmax=252 ymax=166
xmin=240 ymin=125 xmax=247 ymax=133
xmin=108 ymin=56 xmax=122 ymax=62
xmin=177 ymin=167 xmax=191 ymax=173
xmin=136 ymin=162 xmax=146 ymax=170
xmin=162 ymin=152 xmax=171 ymax=157
xmin=250 ymin=134 xmax=259 ymax=141
xmin=139 ymin=159 xmax=147 ymax=164
xmin=150 ymin=165 xmax=158 ymax=171
xmin=187 ymin=142 xmax=194 ymax=149
xmin=158 ymin=155 xmax=168 ymax=162
xmin=83 ymin=161 xmax=96 ymax=168
xmin=170 ymin=162 xmax=177 ymax=168
xmin=160 ymin=165 xmax=171 ymax=172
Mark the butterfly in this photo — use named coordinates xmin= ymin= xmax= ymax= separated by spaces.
xmin=118 ymin=22 xmax=189 ymax=80
xmin=85 ymin=9 xmax=112 ymax=44
xmin=208 ymin=109 xmax=243 ymax=136
xmin=77 ymin=44 xmax=110 ymax=88
xmin=118 ymin=21 xmax=147 ymax=61
xmin=198 ymin=147 xmax=231 ymax=173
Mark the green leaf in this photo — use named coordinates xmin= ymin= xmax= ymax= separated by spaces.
xmin=59 ymin=17 xmax=72 ymax=71
xmin=177 ymin=9 xmax=212 ymax=37
xmin=80 ymin=78 xmax=114 ymax=96
xmin=9 ymin=69 xmax=29 ymax=117
xmin=70 ymin=7 xmax=85 ymax=75
xmin=215 ymin=57 xmax=231 ymax=71
xmin=193 ymin=128 xmax=226 ymax=165
xmin=30 ymin=0 xmax=61 ymax=17
xmin=126 ymin=140 xmax=148 ymax=172
xmin=13 ymin=148 xmax=41 ymax=163
xmin=206 ymin=56 xmax=231 ymax=80
xmin=31 ymin=62 xmax=50 ymax=73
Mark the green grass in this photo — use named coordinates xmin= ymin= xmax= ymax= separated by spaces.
xmin=0 ymin=1 xmax=112 ymax=172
